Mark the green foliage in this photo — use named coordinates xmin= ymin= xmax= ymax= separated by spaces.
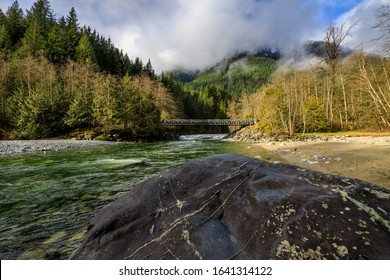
xmin=189 ymin=57 xmax=277 ymax=97
xmin=63 ymin=89 xmax=92 ymax=129
xmin=75 ymin=33 xmax=95 ymax=64
xmin=0 ymin=1 xmax=170 ymax=140
xmin=46 ymin=18 xmax=69 ymax=63
xmin=25 ymin=0 xmax=54 ymax=36
xmin=254 ymin=85 xmax=288 ymax=136
xmin=65 ymin=7 xmax=80 ymax=60
xmin=19 ymin=18 xmax=45 ymax=57
xmin=0 ymin=1 xmax=154 ymax=75
xmin=9 ymin=86 xmax=65 ymax=139
xmin=0 ymin=24 xmax=11 ymax=51
xmin=4 ymin=1 xmax=26 ymax=48
xmin=303 ymin=99 xmax=330 ymax=133
xmin=92 ymin=75 xmax=118 ymax=133
xmin=126 ymin=90 xmax=161 ymax=139
xmin=180 ymin=56 xmax=277 ymax=120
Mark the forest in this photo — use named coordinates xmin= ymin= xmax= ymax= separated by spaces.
xmin=228 ymin=18 xmax=390 ymax=135
xmin=0 ymin=0 xmax=184 ymax=140
xmin=0 ymin=1 xmax=389 ymax=140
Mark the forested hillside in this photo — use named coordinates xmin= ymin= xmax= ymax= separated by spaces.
xmin=0 ymin=0 xmax=182 ymax=140
xmin=172 ymin=56 xmax=277 ymax=120
xmin=228 ymin=9 xmax=390 ymax=136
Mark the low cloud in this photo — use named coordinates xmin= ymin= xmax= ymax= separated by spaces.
xmin=72 ymin=0 xmax=322 ymax=72
xmin=2 ymin=0 xmax=386 ymax=72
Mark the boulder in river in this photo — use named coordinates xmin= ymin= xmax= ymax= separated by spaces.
xmin=71 ymin=154 xmax=390 ymax=260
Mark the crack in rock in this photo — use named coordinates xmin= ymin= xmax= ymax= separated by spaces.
xmin=70 ymin=154 xmax=390 ymax=260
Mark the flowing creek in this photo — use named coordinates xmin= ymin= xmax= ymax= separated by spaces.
xmin=0 ymin=136 xmax=283 ymax=259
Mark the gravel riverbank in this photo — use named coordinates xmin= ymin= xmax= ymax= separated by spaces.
xmin=0 ymin=139 xmax=124 ymax=155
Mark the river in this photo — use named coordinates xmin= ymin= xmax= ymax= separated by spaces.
xmin=0 ymin=135 xmax=281 ymax=259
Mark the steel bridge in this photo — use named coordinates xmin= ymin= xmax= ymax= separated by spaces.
xmin=161 ymin=119 xmax=257 ymax=126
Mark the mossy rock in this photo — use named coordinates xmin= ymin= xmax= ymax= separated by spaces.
xmin=19 ymin=247 xmax=48 ymax=260
xmin=93 ymin=134 xmax=111 ymax=141
xmin=80 ymin=194 xmax=95 ymax=202
xmin=43 ymin=231 xmax=67 ymax=245
xmin=68 ymin=229 xmax=87 ymax=242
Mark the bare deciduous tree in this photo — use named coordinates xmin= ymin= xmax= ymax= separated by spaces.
xmin=323 ymin=22 xmax=357 ymax=127
xmin=373 ymin=5 xmax=390 ymax=56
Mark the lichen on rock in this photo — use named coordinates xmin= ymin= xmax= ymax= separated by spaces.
xmin=70 ymin=154 xmax=390 ymax=260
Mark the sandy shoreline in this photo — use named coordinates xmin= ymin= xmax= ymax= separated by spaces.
xmin=256 ymin=136 xmax=390 ymax=190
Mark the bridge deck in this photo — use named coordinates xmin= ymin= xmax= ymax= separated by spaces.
xmin=161 ymin=119 xmax=257 ymax=126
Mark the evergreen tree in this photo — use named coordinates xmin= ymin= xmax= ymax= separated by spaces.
xmin=26 ymin=0 xmax=54 ymax=36
xmin=65 ymin=7 xmax=80 ymax=59
xmin=92 ymin=75 xmax=118 ymax=132
xmin=75 ymin=32 xmax=95 ymax=64
xmin=64 ymin=89 xmax=92 ymax=129
xmin=46 ymin=17 xmax=68 ymax=63
xmin=5 ymin=1 xmax=26 ymax=48
xmin=127 ymin=85 xmax=161 ymax=139
xmin=19 ymin=18 xmax=45 ymax=57
xmin=143 ymin=59 xmax=155 ymax=78
xmin=130 ymin=57 xmax=143 ymax=76
xmin=62 ymin=61 xmax=96 ymax=130
xmin=120 ymin=51 xmax=132 ymax=75
xmin=0 ymin=9 xmax=5 ymax=24
xmin=0 ymin=23 xmax=12 ymax=51
xmin=117 ymin=74 xmax=134 ymax=128
xmin=20 ymin=0 xmax=55 ymax=57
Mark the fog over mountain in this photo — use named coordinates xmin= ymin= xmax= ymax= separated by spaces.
xmin=2 ymin=0 xmax=387 ymax=72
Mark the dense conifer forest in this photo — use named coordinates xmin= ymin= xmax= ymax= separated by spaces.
xmin=0 ymin=0 xmax=182 ymax=140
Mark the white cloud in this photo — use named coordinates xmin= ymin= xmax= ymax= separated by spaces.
xmin=335 ymin=0 xmax=388 ymax=54
xmin=112 ymin=0 xmax=321 ymax=71
xmin=2 ymin=0 xmax=386 ymax=71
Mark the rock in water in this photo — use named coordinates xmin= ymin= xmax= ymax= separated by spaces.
xmin=71 ymin=154 xmax=390 ymax=260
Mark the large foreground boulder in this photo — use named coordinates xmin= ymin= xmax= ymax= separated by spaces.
xmin=71 ymin=154 xmax=390 ymax=260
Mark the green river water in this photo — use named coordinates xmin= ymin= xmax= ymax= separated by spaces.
xmin=0 ymin=136 xmax=281 ymax=259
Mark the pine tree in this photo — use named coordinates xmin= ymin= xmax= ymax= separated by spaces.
xmin=46 ymin=17 xmax=68 ymax=63
xmin=92 ymin=75 xmax=118 ymax=132
xmin=21 ymin=0 xmax=55 ymax=57
xmin=5 ymin=1 xmax=26 ymax=48
xmin=131 ymin=57 xmax=143 ymax=76
xmin=75 ymin=32 xmax=95 ymax=64
xmin=26 ymin=0 xmax=54 ymax=36
xmin=65 ymin=7 xmax=80 ymax=59
xmin=20 ymin=18 xmax=45 ymax=57
xmin=143 ymin=59 xmax=155 ymax=78
xmin=0 ymin=23 xmax=12 ymax=51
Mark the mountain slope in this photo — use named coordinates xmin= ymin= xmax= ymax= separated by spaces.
xmin=185 ymin=56 xmax=278 ymax=98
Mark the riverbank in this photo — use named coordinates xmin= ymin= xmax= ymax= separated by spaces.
xmin=0 ymin=139 xmax=124 ymax=155
xmin=231 ymin=127 xmax=390 ymax=189
xmin=2 ymin=133 xmax=390 ymax=190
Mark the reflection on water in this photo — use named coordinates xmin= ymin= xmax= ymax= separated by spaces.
xmin=0 ymin=136 xmax=280 ymax=259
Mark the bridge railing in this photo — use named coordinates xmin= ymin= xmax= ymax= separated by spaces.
xmin=161 ymin=119 xmax=257 ymax=126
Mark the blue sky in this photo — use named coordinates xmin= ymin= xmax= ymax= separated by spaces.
xmin=0 ymin=0 xmax=386 ymax=71
xmin=316 ymin=0 xmax=365 ymax=22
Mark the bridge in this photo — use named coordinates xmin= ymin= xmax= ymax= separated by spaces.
xmin=161 ymin=119 xmax=257 ymax=126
